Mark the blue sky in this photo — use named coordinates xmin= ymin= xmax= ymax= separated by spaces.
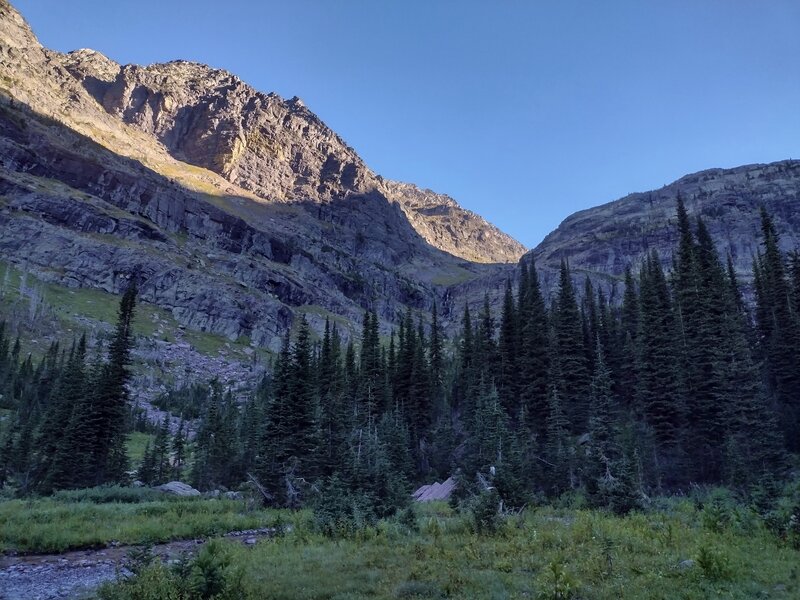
xmin=16 ymin=1 xmax=800 ymax=248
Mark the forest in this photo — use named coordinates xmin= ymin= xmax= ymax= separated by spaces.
xmin=1 ymin=201 xmax=800 ymax=599
xmin=0 ymin=200 xmax=798 ymax=525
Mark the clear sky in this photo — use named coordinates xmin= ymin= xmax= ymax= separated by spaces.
xmin=15 ymin=0 xmax=800 ymax=248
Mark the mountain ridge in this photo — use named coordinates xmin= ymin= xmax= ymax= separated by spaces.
xmin=528 ymin=159 xmax=800 ymax=300
xmin=1 ymin=0 xmax=799 ymax=373
xmin=0 ymin=0 xmax=518 ymax=354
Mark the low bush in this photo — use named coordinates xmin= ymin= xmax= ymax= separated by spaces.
xmin=98 ymin=540 xmax=244 ymax=600
xmin=471 ymin=488 xmax=502 ymax=535
xmin=696 ymin=542 xmax=733 ymax=581
xmin=0 ymin=496 xmax=278 ymax=553
xmin=52 ymin=485 xmax=167 ymax=504
xmin=536 ymin=559 xmax=578 ymax=600
xmin=764 ymin=476 xmax=800 ymax=549
xmin=313 ymin=476 xmax=378 ymax=538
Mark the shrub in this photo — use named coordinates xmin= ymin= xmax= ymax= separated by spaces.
xmin=696 ymin=543 xmax=733 ymax=581
xmin=313 ymin=476 xmax=378 ymax=538
xmin=764 ymin=476 xmax=800 ymax=549
xmin=98 ymin=563 xmax=178 ymax=600
xmin=536 ymin=559 xmax=577 ymax=600
xmin=398 ymin=505 xmax=419 ymax=533
xmin=52 ymin=485 xmax=167 ymax=504
xmin=99 ymin=540 xmax=244 ymax=600
xmin=185 ymin=540 xmax=244 ymax=599
xmin=393 ymin=580 xmax=444 ymax=598
xmin=697 ymin=488 xmax=738 ymax=533
xmin=471 ymin=488 xmax=502 ymax=535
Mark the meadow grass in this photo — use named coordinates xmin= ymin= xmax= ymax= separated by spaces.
xmin=100 ymin=499 xmax=800 ymax=599
xmin=126 ymin=431 xmax=156 ymax=467
xmin=0 ymin=494 xmax=287 ymax=553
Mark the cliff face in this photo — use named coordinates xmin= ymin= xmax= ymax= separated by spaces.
xmin=0 ymin=0 xmax=519 ymax=351
xmin=55 ymin=41 xmax=526 ymax=264
xmin=527 ymin=161 xmax=800 ymax=300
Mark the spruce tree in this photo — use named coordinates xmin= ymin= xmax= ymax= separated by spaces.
xmin=635 ymin=251 xmax=685 ymax=487
xmin=754 ymin=209 xmax=800 ymax=449
xmin=87 ymin=280 xmax=137 ymax=485
xmin=554 ymin=259 xmax=589 ymax=433
xmin=497 ymin=281 xmax=519 ymax=414
xmin=518 ymin=259 xmax=550 ymax=437
xmin=172 ymin=420 xmax=187 ymax=480
xmin=544 ymin=384 xmax=571 ymax=497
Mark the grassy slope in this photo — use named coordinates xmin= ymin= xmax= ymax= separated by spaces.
xmin=0 ymin=260 xmax=265 ymax=363
xmin=126 ymin=432 xmax=156 ymax=467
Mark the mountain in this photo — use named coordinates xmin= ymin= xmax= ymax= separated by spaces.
xmin=524 ymin=160 xmax=800 ymax=300
xmin=1 ymin=0 xmax=799 ymax=379
xmin=0 ymin=0 xmax=522 ymax=360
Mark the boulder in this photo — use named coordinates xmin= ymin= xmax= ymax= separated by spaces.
xmin=156 ymin=481 xmax=201 ymax=497
xmin=413 ymin=477 xmax=456 ymax=502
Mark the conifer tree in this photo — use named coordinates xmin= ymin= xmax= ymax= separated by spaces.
xmin=36 ymin=335 xmax=87 ymax=492
xmin=497 ymin=281 xmax=519 ymax=413
xmin=544 ymin=384 xmax=571 ymax=497
xmin=172 ymin=420 xmax=187 ymax=480
xmin=138 ymin=441 xmax=156 ymax=485
xmin=151 ymin=415 xmax=171 ymax=485
xmin=754 ymin=209 xmax=800 ymax=449
xmin=554 ymin=259 xmax=589 ymax=433
xmin=518 ymin=259 xmax=550 ymax=437
xmin=586 ymin=339 xmax=621 ymax=508
xmin=635 ymin=251 xmax=685 ymax=487
xmin=87 ymin=280 xmax=137 ymax=485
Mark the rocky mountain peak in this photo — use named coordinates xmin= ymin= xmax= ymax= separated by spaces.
xmin=0 ymin=0 xmax=38 ymax=51
xmin=0 ymin=0 xmax=524 ymax=265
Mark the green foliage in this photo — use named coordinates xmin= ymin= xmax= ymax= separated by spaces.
xmin=0 ymin=204 xmax=796 ymax=537
xmin=86 ymin=500 xmax=800 ymax=599
xmin=765 ymin=476 xmax=800 ymax=549
xmin=313 ymin=475 xmax=378 ymax=538
xmin=52 ymin=485 xmax=165 ymax=504
xmin=471 ymin=488 xmax=502 ymax=535
xmin=184 ymin=540 xmax=244 ymax=599
xmin=392 ymin=580 xmax=444 ymax=598
xmin=98 ymin=540 xmax=244 ymax=600
xmin=397 ymin=505 xmax=419 ymax=533
xmin=696 ymin=542 xmax=733 ymax=581
xmin=536 ymin=559 xmax=578 ymax=600
xmin=0 ymin=496 xmax=280 ymax=553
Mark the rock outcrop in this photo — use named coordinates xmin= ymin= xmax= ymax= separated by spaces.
xmin=156 ymin=481 xmax=201 ymax=497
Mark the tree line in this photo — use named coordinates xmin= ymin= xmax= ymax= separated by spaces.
xmin=0 ymin=283 xmax=137 ymax=493
xmin=0 ymin=202 xmax=797 ymax=516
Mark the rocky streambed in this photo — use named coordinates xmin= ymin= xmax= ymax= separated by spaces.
xmin=0 ymin=528 xmax=279 ymax=600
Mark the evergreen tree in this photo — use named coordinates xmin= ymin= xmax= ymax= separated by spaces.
xmin=517 ymin=259 xmax=550 ymax=437
xmin=172 ymin=419 xmax=187 ymax=481
xmin=544 ymin=384 xmax=571 ymax=497
xmin=86 ymin=280 xmax=138 ymax=485
xmin=137 ymin=441 xmax=156 ymax=485
xmin=754 ymin=209 xmax=800 ymax=449
xmin=554 ymin=260 xmax=589 ymax=433
xmin=497 ymin=281 xmax=519 ymax=414
xmin=635 ymin=251 xmax=685 ymax=487
xmin=36 ymin=335 xmax=87 ymax=492
xmin=151 ymin=415 xmax=171 ymax=485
